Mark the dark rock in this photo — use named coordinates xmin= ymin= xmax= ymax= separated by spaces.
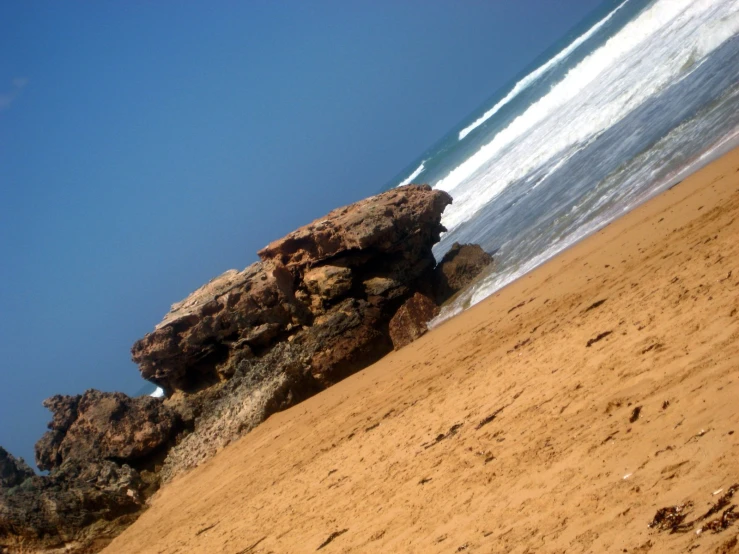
xmin=35 ymin=390 xmax=179 ymax=472
xmin=434 ymin=242 xmax=493 ymax=302
xmin=389 ymin=293 xmax=440 ymax=349
xmin=296 ymin=298 xmax=393 ymax=386
xmin=0 ymin=459 xmax=146 ymax=553
xmin=0 ymin=448 xmax=33 ymax=490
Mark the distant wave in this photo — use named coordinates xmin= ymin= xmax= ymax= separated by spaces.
xmin=435 ymin=0 xmax=739 ymax=234
xmin=396 ymin=160 xmax=426 ymax=187
xmin=457 ymin=0 xmax=630 ymax=141
xmin=150 ymin=387 xmax=164 ymax=398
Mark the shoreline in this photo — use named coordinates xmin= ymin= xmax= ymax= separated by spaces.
xmin=433 ymin=129 xmax=739 ymax=327
xmin=106 ymin=146 xmax=739 ymax=553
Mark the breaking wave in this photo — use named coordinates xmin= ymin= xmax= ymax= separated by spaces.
xmin=457 ymin=0 xmax=630 ymax=141
xmin=436 ymin=0 xmax=739 ymax=233
xmin=396 ymin=160 xmax=426 ymax=187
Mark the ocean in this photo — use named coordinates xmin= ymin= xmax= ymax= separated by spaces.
xmin=386 ymin=0 xmax=739 ymax=325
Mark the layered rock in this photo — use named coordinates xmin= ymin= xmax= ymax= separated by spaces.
xmin=434 ymin=242 xmax=494 ymax=302
xmin=258 ymin=184 xmax=451 ymax=274
xmin=388 ymin=293 xmax=440 ymax=350
xmin=36 ymin=390 xmax=179 ymax=472
xmin=131 ymin=261 xmax=308 ymax=394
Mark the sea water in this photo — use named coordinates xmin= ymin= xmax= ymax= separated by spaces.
xmin=386 ymin=0 xmax=739 ymax=324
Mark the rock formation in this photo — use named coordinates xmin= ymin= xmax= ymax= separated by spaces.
xmin=0 ymin=448 xmax=33 ymax=490
xmin=434 ymin=242 xmax=494 ymax=302
xmin=35 ymin=390 xmax=179 ymax=472
xmin=0 ymin=184 xmax=497 ymax=553
xmin=0 ymin=459 xmax=147 ymax=553
xmin=1 ymin=391 xmax=178 ymax=553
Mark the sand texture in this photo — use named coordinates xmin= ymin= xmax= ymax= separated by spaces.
xmin=105 ymin=149 xmax=739 ymax=553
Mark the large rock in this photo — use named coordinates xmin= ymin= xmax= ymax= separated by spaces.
xmin=389 ymin=293 xmax=440 ymax=350
xmin=132 ymin=185 xmax=451 ymax=397
xmin=258 ymin=184 xmax=452 ymax=275
xmin=0 ymin=448 xmax=34 ymax=489
xmin=434 ymin=242 xmax=493 ymax=302
xmin=35 ymin=390 xmax=179 ymax=472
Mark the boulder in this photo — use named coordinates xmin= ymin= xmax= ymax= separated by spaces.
xmin=434 ymin=243 xmax=493 ymax=302
xmin=35 ymin=390 xmax=179 ymax=472
xmin=0 ymin=447 xmax=34 ymax=489
xmin=388 ymin=293 xmax=440 ymax=349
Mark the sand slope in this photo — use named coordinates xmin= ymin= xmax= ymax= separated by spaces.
xmin=106 ymin=149 xmax=739 ymax=554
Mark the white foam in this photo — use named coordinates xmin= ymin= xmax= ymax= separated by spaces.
xmin=396 ymin=161 xmax=426 ymax=187
xmin=435 ymin=0 xmax=739 ymax=235
xmin=150 ymin=387 xmax=165 ymax=398
xmin=457 ymin=0 xmax=630 ymax=141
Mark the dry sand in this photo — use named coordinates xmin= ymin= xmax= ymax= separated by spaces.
xmin=106 ymin=148 xmax=739 ymax=554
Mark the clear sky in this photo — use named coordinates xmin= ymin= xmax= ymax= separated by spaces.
xmin=0 ymin=1 xmax=606 ymax=467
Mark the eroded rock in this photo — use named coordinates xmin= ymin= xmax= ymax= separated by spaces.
xmin=35 ymin=390 xmax=179 ymax=472
xmin=0 ymin=459 xmax=146 ymax=553
xmin=131 ymin=260 xmax=308 ymax=394
xmin=258 ymin=184 xmax=452 ymax=273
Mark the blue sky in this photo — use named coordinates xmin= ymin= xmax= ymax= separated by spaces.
xmin=0 ymin=1 xmax=605 ymax=467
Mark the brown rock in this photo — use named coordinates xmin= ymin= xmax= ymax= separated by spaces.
xmin=389 ymin=293 xmax=440 ymax=350
xmin=127 ymin=184 xmax=453 ymax=480
xmin=434 ymin=243 xmax=493 ymax=302
xmin=258 ymin=184 xmax=452 ymax=274
xmin=35 ymin=390 xmax=179 ymax=472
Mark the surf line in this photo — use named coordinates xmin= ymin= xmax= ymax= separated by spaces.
xmin=457 ymin=0 xmax=630 ymax=141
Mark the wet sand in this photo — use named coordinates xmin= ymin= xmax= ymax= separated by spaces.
xmin=106 ymin=148 xmax=739 ymax=554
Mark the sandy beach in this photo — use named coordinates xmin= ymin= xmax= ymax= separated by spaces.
xmin=105 ymin=147 xmax=739 ymax=553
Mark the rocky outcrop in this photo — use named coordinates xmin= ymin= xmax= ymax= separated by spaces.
xmin=0 ymin=459 xmax=147 ymax=553
xmin=131 ymin=261 xmax=308 ymax=394
xmin=36 ymin=390 xmax=179 ymax=472
xmin=0 ymin=448 xmax=33 ymax=489
xmin=1 ymin=391 xmax=176 ymax=553
xmin=124 ymin=185 xmax=453 ymax=481
xmin=2 ymin=184 xmax=498 ymax=552
xmin=131 ymin=185 xmax=450 ymax=398
xmin=389 ymin=293 xmax=440 ymax=350
xmin=434 ymin=242 xmax=493 ymax=302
